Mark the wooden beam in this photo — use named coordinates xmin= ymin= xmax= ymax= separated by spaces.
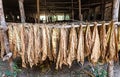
xmin=18 ymin=0 xmax=25 ymax=23
xmin=78 ymin=0 xmax=82 ymax=21
xmin=46 ymin=2 xmax=78 ymax=4
xmin=37 ymin=0 xmax=40 ymax=23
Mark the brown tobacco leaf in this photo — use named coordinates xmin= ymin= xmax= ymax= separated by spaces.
xmin=84 ymin=24 xmax=92 ymax=57
xmin=56 ymin=28 xmax=68 ymax=69
xmin=90 ymin=23 xmax=100 ymax=64
xmin=20 ymin=24 xmax=26 ymax=68
xmin=106 ymin=22 xmax=118 ymax=62
xmin=27 ymin=25 xmax=35 ymax=68
xmin=46 ymin=27 xmax=53 ymax=61
xmin=8 ymin=25 xmax=14 ymax=55
xmin=77 ymin=25 xmax=84 ymax=65
xmin=99 ymin=23 xmax=107 ymax=63
xmin=67 ymin=27 xmax=77 ymax=67
xmin=13 ymin=25 xmax=21 ymax=58
xmin=33 ymin=25 xmax=41 ymax=65
xmin=41 ymin=26 xmax=47 ymax=61
xmin=51 ymin=28 xmax=60 ymax=61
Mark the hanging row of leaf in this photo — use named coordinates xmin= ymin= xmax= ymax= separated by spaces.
xmin=0 ymin=22 xmax=119 ymax=69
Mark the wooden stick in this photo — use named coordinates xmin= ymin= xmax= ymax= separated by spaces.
xmin=19 ymin=0 xmax=25 ymax=23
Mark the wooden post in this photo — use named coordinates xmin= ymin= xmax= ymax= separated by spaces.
xmin=37 ymin=0 xmax=40 ymax=23
xmin=0 ymin=0 xmax=6 ymax=26
xmin=112 ymin=0 xmax=120 ymax=22
xmin=0 ymin=0 xmax=13 ymax=72
xmin=45 ymin=0 xmax=47 ymax=23
xmin=78 ymin=0 xmax=82 ymax=21
xmin=101 ymin=0 xmax=105 ymax=20
xmin=108 ymin=61 xmax=114 ymax=77
xmin=18 ymin=0 xmax=25 ymax=23
xmin=71 ymin=0 xmax=74 ymax=21
xmin=108 ymin=0 xmax=120 ymax=77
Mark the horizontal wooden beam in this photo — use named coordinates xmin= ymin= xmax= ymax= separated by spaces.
xmin=6 ymin=21 xmax=120 ymax=28
xmin=46 ymin=2 xmax=78 ymax=4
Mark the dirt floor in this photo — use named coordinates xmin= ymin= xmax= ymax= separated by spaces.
xmin=0 ymin=58 xmax=120 ymax=77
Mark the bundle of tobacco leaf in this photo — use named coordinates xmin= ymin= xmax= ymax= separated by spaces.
xmin=33 ymin=25 xmax=42 ymax=65
xmin=14 ymin=24 xmax=22 ymax=57
xmin=84 ymin=24 xmax=92 ymax=57
xmin=67 ymin=27 xmax=77 ymax=67
xmin=41 ymin=26 xmax=48 ymax=61
xmin=8 ymin=25 xmax=14 ymax=56
xmin=8 ymin=24 xmax=21 ymax=58
xmin=56 ymin=28 xmax=68 ymax=69
xmin=51 ymin=28 xmax=60 ymax=62
xmin=20 ymin=24 xmax=26 ymax=68
xmin=106 ymin=22 xmax=118 ymax=62
xmin=77 ymin=25 xmax=84 ymax=65
xmin=99 ymin=23 xmax=107 ymax=63
xmin=90 ymin=23 xmax=100 ymax=64
xmin=46 ymin=27 xmax=53 ymax=61
xmin=27 ymin=25 xmax=35 ymax=68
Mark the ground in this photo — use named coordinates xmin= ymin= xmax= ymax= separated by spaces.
xmin=0 ymin=59 xmax=120 ymax=77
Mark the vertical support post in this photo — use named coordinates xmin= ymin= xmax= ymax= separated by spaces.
xmin=101 ymin=0 xmax=105 ymax=20
xmin=18 ymin=0 xmax=25 ymax=23
xmin=71 ymin=0 xmax=74 ymax=21
xmin=0 ymin=0 xmax=13 ymax=72
xmin=108 ymin=61 xmax=114 ymax=77
xmin=78 ymin=0 xmax=82 ymax=21
xmin=108 ymin=0 xmax=120 ymax=77
xmin=45 ymin=0 xmax=47 ymax=23
xmin=112 ymin=0 xmax=120 ymax=22
xmin=0 ymin=0 xmax=6 ymax=26
xmin=37 ymin=0 xmax=40 ymax=23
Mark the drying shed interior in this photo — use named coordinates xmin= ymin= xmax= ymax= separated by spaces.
xmin=0 ymin=0 xmax=120 ymax=77
xmin=2 ymin=0 xmax=116 ymax=23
